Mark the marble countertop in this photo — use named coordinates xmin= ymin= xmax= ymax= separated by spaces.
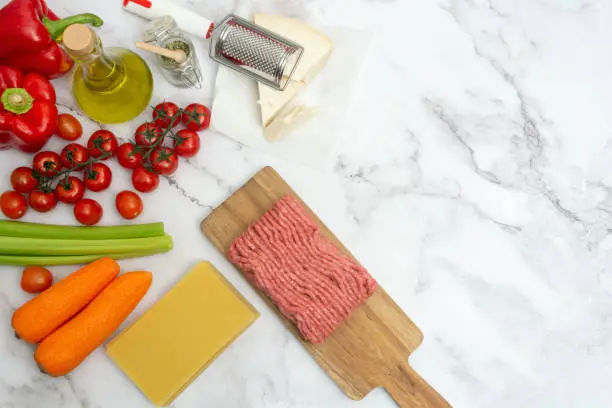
xmin=2 ymin=0 xmax=612 ymax=407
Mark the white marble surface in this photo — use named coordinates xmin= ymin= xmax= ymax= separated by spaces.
xmin=2 ymin=0 xmax=612 ymax=407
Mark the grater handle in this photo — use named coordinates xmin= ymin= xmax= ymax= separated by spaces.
xmin=123 ymin=0 xmax=214 ymax=40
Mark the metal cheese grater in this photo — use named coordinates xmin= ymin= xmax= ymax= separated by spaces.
xmin=208 ymin=15 xmax=304 ymax=91
xmin=122 ymin=1 xmax=304 ymax=91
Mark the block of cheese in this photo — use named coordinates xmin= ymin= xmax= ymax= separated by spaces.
xmin=264 ymin=105 xmax=320 ymax=142
xmin=254 ymin=13 xmax=333 ymax=136
xmin=106 ymin=262 xmax=259 ymax=406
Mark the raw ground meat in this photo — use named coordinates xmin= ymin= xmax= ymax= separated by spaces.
xmin=228 ymin=195 xmax=377 ymax=343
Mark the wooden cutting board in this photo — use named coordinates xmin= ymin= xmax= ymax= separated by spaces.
xmin=201 ymin=167 xmax=450 ymax=408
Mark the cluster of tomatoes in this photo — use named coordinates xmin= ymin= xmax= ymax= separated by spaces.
xmin=0 ymin=101 xmax=210 ymax=225
xmin=3 ymin=129 xmax=142 ymax=225
xmin=117 ymin=102 xmax=208 ymax=194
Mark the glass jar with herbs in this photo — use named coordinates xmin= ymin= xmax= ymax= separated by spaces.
xmin=141 ymin=16 xmax=203 ymax=88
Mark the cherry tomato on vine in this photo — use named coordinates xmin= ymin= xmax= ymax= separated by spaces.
xmin=60 ymin=143 xmax=89 ymax=169
xmin=0 ymin=191 xmax=27 ymax=219
xmin=116 ymin=190 xmax=143 ymax=220
xmin=21 ymin=266 xmax=53 ymax=293
xmin=152 ymin=102 xmax=180 ymax=129
xmin=116 ymin=143 xmax=143 ymax=170
xmin=74 ymin=199 xmax=103 ymax=225
xmin=135 ymin=122 xmax=162 ymax=146
xmin=150 ymin=147 xmax=178 ymax=176
xmin=29 ymin=190 xmax=57 ymax=213
xmin=54 ymin=176 xmax=85 ymax=204
xmin=87 ymin=130 xmax=118 ymax=159
xmin=56 ymin=114 xmax=83 ymax=141
xmin=174 ymin=129 xmax=201 ymax=158
xmin=181 ymin=103 xmax=211 ymax=131
xmin=132 ymin=167 xmax=159 ymax=193
xmin=11 ymin=167 xmax=38 ymax=194
xmin=84 ymin=163 xmax=112 ymax=192
xmin=33 ymin=151 xmax=62 ymax=177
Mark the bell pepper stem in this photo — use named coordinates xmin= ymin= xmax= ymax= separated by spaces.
xmin=42 ymin=13 xmax=104 ymax=40
xmin=9 ymin=94 xmax=24 ymax=105
xmin=1 ymin=88 xmax=34 ymax=115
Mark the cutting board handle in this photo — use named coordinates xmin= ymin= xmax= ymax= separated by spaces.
xmin=383 ymin=361 xmax=451 ymax=408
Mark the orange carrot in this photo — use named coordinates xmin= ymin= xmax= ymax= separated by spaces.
xmin=12 ymin=257 xmax=120 ymax=343
xmin=35 ymin=271 xmax=152 ymax=377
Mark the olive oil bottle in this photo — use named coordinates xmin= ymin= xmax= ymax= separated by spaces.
xmin=62 ymin=24 xmax=153 ymax=124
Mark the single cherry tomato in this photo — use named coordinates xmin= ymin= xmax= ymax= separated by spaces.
xmin=54 ymin=176 xmax=85 ymax=204
xmin=29 ymin=190 xmax=57 ymax=213
xmin=11 ymin=167 xmax=38 ymax=194
xmin=32 ymin=151 xmax=62 ymax=177
xmin=150 ymin=147 xmax=178 ymax=176
xmin=56 ymin=114 xmax=83 ymax=141
xmin=134 ymin=122 xmax=163 ymax=146
xmin=132 ymin=167 xmax=159 ymax=193
xmin=115 ymin=190 xmax=143 ymax=220
xmin=88 ymin=130 xmax=118 ymax=159
xmin=21 ymin=266 xmax=53 ymax=293
xmin=181 ymin=103 xmax=211 ymax=131
xmin=84 ymin=162 xmax=112 ymax=192
xmin=116 ymin=143 xmax=144 ymax=170
xmin=152 ymin=102 xmax=180 ymax=129
xmin=60 ymin=143 xmax=89 ymax=169
xmin=74 ymin=198 xmax=103 ymax=225
xmin=0 ymin=191 xmax=27 ymax=219
xmin=174 ymin=129 xmax=201 ymax=158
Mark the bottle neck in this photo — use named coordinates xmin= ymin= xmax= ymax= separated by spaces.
xmin=72 ymin=37 xmax=125 ymax=92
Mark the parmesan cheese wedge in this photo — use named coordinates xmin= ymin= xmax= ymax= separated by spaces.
xmin=264 ymin=105 xmax=320 ymax=142
xmin=254 ymin=14 xmax=334 ymax=137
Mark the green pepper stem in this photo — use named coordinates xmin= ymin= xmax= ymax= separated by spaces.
xmin=43 ymin=13 xmax=104 ymax=40
xmin=1 ymin=88 xmax=34 ymax=115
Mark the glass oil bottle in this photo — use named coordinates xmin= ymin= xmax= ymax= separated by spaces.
xmin=61 ymin=24 xmax=154 ymax=124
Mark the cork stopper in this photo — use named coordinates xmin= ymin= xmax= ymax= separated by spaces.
xmin=62 ymin=24 xmax=96 ymax=56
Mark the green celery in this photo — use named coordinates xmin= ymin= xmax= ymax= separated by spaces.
xmin=0 ymin=235 xmax=172 ymax=256
xmin=0 ymin=220 xmax=165 ymax=240
xmin=0 ymin=250 xmax=170 ymax=266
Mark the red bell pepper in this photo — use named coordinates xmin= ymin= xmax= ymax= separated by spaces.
xmin=0 ymin=0 xmax=103 ymax=78
xmin=3 ymin=42 xmax=74 ymax=79
xmin=0 ymin=65 xmax=58 ymax=153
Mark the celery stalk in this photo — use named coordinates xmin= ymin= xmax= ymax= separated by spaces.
xmin=0 ymin=250 xmax=170 ymax=266
xmin=0 ymin=220 xmax=165 ymax=240
xmin=0 ymin=235 xmax=173 ymax=256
